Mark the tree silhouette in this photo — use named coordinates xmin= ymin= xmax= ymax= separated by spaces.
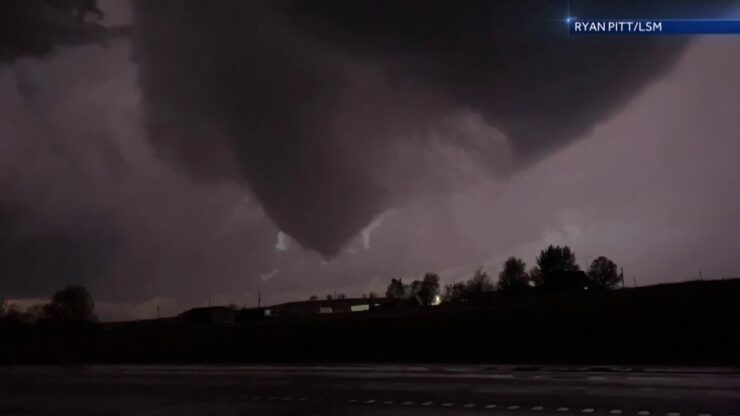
xmin=309 ymin=295 xmax=318 ymax=301
xmin=530 ymin=245 xmax=581 ymax=291
xmin=497 ymin=257 xmax=530 ymax=294
xmin=409 ymin=273 xmax=440 ymax=306
xmin=409 ymin=280 xmax=423 ymax=303
xmin=337 ymin=293 xmax=347 ymax=300
xmin=1 ymin=305 xmax=22 ymax=325
xmin=385 ymin=278 xmax=408 ymax=299
xmin=588 ymin=256 xmax=621 ymax=289
xmin=465 ymin=268 xmax=495 ymax=297
xmin=420 ymin=273 xmax=440 ymax=305
xmin=43 ymin=285 xmax=96 ymax=321
xmin=443 ymin=282 xmax=466 ymax=302
xmin=26 ymin=304 xmax=46 ymax=321
xmin=441 ymin=269 xmax=494 ymax=302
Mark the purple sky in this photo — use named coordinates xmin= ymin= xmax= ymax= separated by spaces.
xmin=2 ymin=1 xmax=739 ymax=320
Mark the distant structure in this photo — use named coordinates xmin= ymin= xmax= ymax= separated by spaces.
xmin=262 ymin=297 xmax=394 ymax=318
xmin=179 ymin=306 xmax=235 ymax=326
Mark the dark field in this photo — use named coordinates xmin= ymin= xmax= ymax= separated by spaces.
xmin=1 ymin=280 xmax=739 ymax=365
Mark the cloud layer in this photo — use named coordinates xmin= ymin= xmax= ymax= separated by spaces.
xmin=2 ymin=1 xmax=739 ymax=320
xmin=132 ymin=0 xmax=734 ymax=257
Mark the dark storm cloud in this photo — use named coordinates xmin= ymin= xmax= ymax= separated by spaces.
xmin=0 ymin=28 xmax=276 ymax=304
xmin=2 ymin=0 xmax=739 ymax=319
xmin=131 ymin=0 xmax=736 ymax=258
xmin=0 ymin=199 xmax=120 ymax=294
xmin=0 ymin=0 xmax=130 ymax=63
xmin=0 ymin=0 xmax=135 ymax=297
xmin=0 ymin=71 xmax=122 ymax=297
xmin=131 ymin=1 xmax=384 ymax=259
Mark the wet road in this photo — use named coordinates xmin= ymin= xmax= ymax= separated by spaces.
xmin=1 ymin=365 xmax=739 ymax=415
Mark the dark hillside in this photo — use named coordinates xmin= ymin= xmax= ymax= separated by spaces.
xmin=2 ymin=279 xmax=739 ymax=365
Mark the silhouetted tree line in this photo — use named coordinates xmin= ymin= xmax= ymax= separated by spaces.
xmin=386 ymin=245 xmax=622 ymax=303
xmin=0 ymin=285 xmax=96 ymax=325
xmin=385 ymin=273 xmax=441 ymax=306
xmin=440 ymin=268 xmax=495 ymax=302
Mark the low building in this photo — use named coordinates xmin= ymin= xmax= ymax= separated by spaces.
xmin=263 ymin=297 xmax=394 ymax=318
xmin=179 ymin=306 xmax=235 ymax=326
xmin=235 ymin=307 xmax=269 ymax=322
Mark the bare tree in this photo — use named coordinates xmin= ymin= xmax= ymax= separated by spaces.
xmin=443 ymin=282 xmax=466 ymax=302
xmin=497 ymin=257 xmax=530 ymax=294
xmin=415 ymin=273 xmax=440 ymax=306
xmin=465 ymin=268 xmax=495 ymax=297
xmin=44 ymin=285 xmax=96 ymax=321
xmin=385 ymin=278 xmax=408 ymax=299
xmin=588 ymin=256 xmax=621 ymax=289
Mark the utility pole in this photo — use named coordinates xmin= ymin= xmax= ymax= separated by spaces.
xmin=699 ymin=270 xmax=703 ymax=281
xmin=633 ymin=276 xmax=637 ymax=288
xmin=208 ymin=295 xmax=212 ymax=307
xmin=258 ymin=291 xmax=261 ymax=308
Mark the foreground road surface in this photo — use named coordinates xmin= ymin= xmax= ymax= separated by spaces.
xmin=1 ymin=365 xmax=739 ymax=415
